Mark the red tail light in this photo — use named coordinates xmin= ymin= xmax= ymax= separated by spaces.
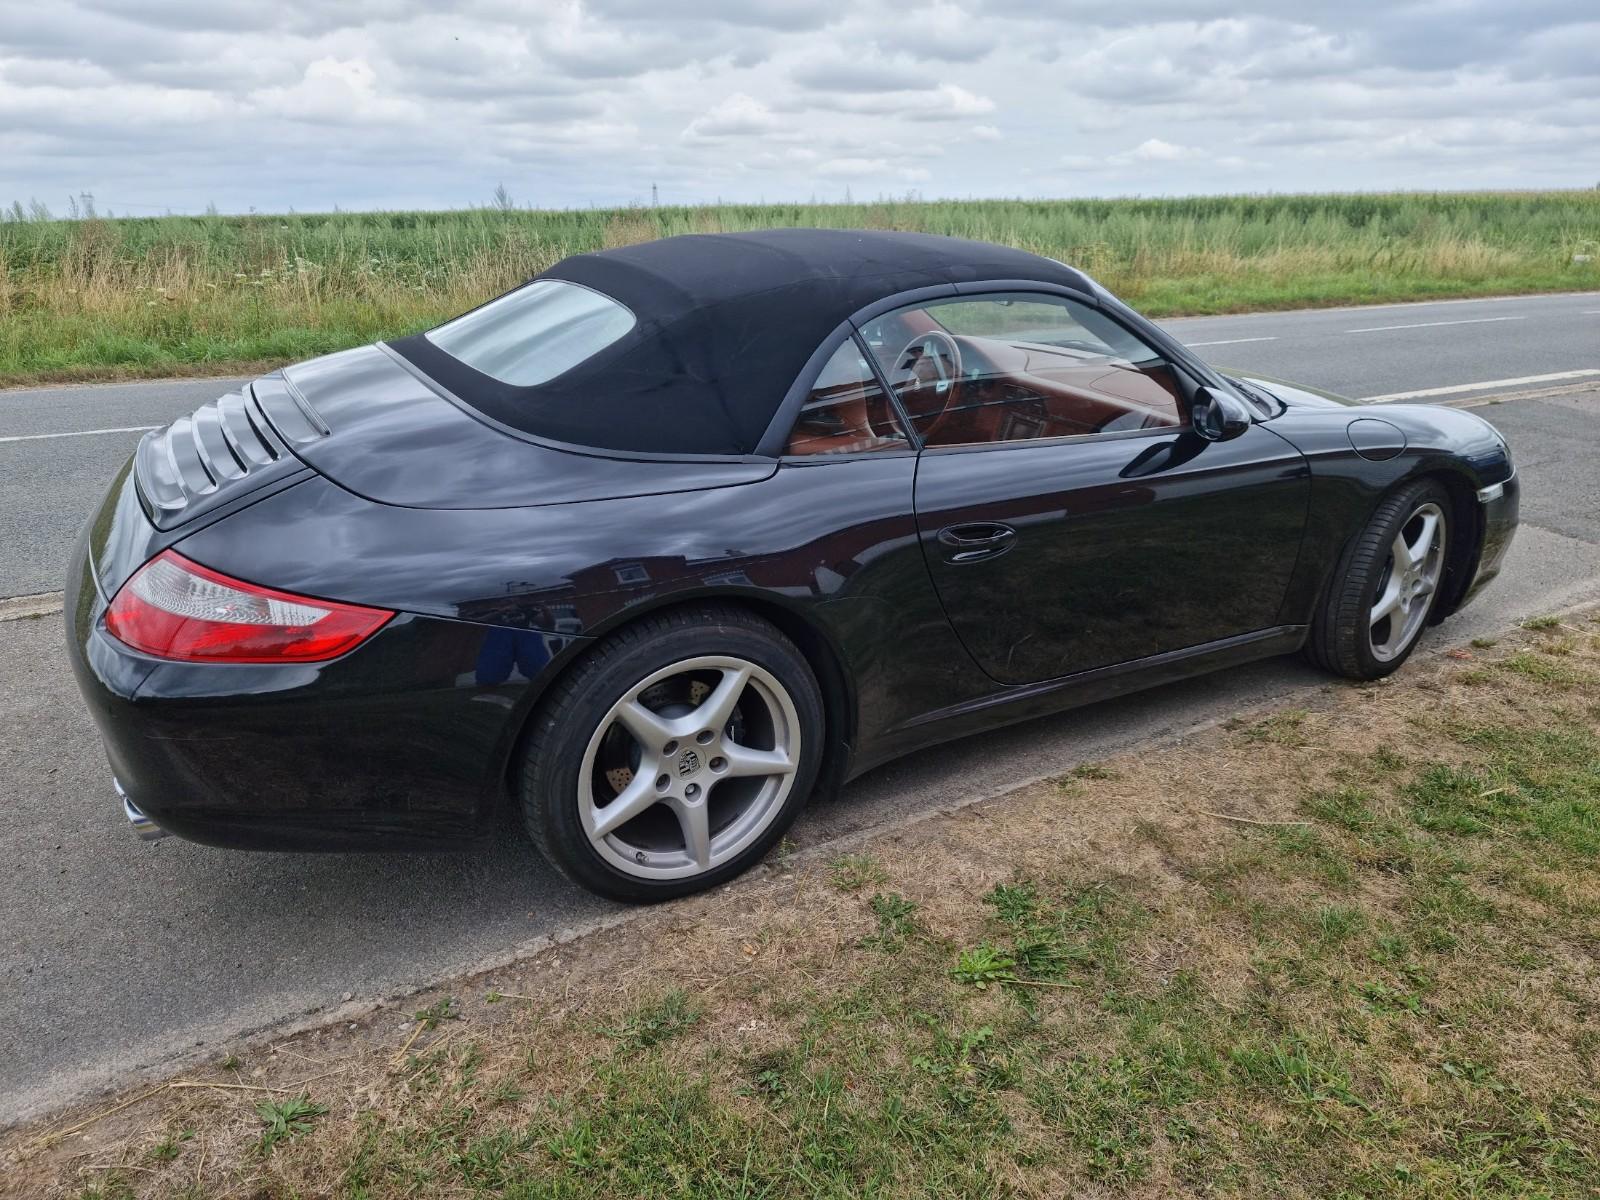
xmin=105 ymin=550 xmax=393 ymax=664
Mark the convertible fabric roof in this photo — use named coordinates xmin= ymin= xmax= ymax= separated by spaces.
xmin=391 ymin=229 xmax=1093 ymax=457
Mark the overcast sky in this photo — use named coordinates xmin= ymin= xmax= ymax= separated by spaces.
xmin=2 ymin=0 xmax=1597 ymax=216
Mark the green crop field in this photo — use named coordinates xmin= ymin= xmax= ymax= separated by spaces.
xmin=1 ymin=191 xmax=1596 ymax=386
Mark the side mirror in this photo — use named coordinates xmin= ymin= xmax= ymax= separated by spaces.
xmin=1190 ymin=387 xmax=1252 ymax=442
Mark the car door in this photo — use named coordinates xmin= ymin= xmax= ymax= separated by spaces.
xmin=872 ymin=292 xmax=1310 ymax=686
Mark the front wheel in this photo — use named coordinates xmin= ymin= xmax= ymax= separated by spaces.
xmin=519 ymin=606 xmax=823 ymax=902
xmin=1307 ymin=479 xmax=1452 ymax=679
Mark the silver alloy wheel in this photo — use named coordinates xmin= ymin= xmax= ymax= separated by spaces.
xmin=1368 ymin=500 xmax=1447 ymax=662
xmin=578 ymin=654 xmax=802 ymax=881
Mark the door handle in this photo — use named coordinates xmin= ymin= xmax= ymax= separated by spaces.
xmin=936 ymin=522 xmax=1016 ymax=564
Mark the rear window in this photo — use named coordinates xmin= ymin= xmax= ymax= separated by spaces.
xmin=424 ymin=279 xmax=635 ymax=387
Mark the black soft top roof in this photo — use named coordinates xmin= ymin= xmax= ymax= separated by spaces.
xmin=392 ymin=228 xmax=1093 ymax=457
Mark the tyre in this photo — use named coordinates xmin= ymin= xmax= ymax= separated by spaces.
xmin=1307 ymin=479 xmax=1452 ymax=680
xmin=519 ymin=605 xmax=824 ymax=902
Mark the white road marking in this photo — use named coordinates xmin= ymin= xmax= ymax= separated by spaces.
xmin=1360 ymin=369 xmax=1600 ymax=403
xmin=1185 ymin=336 xmax=1279 ymax=347
xmin=0 ymin=425 xmax=157 ymax=444
xmin=1345 ymin=316 xmax=1527 ymax=334
xmin=0 ymin=592 xmax=64 ymax=621
xmin=1158 ymin=289 xmax=1600 ymax=326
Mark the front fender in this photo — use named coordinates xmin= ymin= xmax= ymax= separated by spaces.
xmin=1265 ymin=400 xmax=1515 ymax=627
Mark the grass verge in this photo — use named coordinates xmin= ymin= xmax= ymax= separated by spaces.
xmin=5 ymin=613 xmax=1600 ymax=1198
xmin=3 ymin=191 xmax=1598 ymax=387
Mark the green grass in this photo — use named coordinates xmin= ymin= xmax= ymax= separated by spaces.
xmin=601 ymin=990 xmax=701 ymax=1052
xmin=317 ymin=648 xmax=1597 ymax=1197
xmin=327 ymin=745 xmax=1596 ymax=1199
xmin=254 ymin=1094 xmax=328 ymax=1156
xmin=864 ymin=892 xmax=922 ymax=949
xmin=1066 ymin=761 xmax=1119 ymax=781
xmin=1233 ymin=707 xmax=1312 ymax=746
xmin=828 ymin=853 xmax=890 ymax=893
xmin=2 ymin=190 xmax=1598 ymax=385
xmin=412 ymin=996 xmax=462 ymax=1029
xmin=1496 ymin=650 xmax=1585 ymax=688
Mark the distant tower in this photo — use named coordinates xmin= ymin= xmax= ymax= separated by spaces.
xmin=651 ymin=182 xmax=658 ymax=208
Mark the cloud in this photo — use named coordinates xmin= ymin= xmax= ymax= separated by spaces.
xmin=809 ymin=83 xmax=996 ymax=121
xmin=851 ymin=3 xmax=999 ymax=63
xmin=816 ymin=156 xmax=891 ymax=178
xmin=538 ymin=11 xmax=710 ymax=80
xmin=814 ymin=157 xmax=932 ymax=186
xmin=682 ymin=93 xmax=783 ymax=140
xmin=0 ymin=0 xmax=1595 ymax=213
xmin=1064 ymin=19 xmax=1333 ymax=106
xmin=1112 ymin=138 xmax=1204 ymax=164
xmin=790 ymin=53 xmax=930 ymax=94
xmin=581 ymin=0 xmax=832 ymax=31
xmin=73 ymin=0 xmax=434 ymax=36
xmin=252 ymin=56 xmax=421 ymax=124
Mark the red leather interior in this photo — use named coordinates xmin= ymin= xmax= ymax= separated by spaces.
xmin=787 ymin=304 xmax=1185 ymax=456
xmin=785 ymin=376 xmax=908 ymax=456
xmin=918 ymin=335 xmax=1184 ymax=446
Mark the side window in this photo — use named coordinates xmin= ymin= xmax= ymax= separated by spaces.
xmin=860 ymin=293 xmax=1187 ymax=448
xmin=784 ymin=338 xmax=910 ymax=457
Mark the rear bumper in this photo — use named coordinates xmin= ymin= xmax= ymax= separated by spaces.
xmin=65 ymin=520 xmax=579 ymax=853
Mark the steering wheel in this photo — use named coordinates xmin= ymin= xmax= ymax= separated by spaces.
xmin=891 ymin=331 xmax=962 ymax=442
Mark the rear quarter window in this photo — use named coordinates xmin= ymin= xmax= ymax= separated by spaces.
xmin=424 ymin=279 xmax=635 ymax=386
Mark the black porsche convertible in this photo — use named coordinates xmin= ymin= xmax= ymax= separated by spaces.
xmin=67 ymin=229 xmax=1518 ymax=900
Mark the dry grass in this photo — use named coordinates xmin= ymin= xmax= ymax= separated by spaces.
xmin=5 ymin=613 xmax=1599 ymax=1198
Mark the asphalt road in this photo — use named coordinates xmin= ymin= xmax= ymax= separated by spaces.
xmin=0 ymin=377 xmax=248 ymax=600
xmin=1161 ymin=288 xmax=1600 ymax=402
xmin=4 ymin=291 xmax=1600 ymax=1127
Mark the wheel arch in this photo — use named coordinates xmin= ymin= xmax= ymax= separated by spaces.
xmin=1328 ymin=465 xmax=1482 ymax=627
xmin=497 ymin=590 xmax=858 ymax=813
xmin=1410 ymin=466 xmax=1485 ymax=623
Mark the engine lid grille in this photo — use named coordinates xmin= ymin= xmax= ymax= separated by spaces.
xmin=134 ymin=377 xmax=326 ymax=529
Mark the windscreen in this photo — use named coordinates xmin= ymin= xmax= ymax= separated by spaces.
xmin=424 ymin=279 xmax=636 ymax=387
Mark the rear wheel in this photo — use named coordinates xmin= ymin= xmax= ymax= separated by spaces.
xmin=1307 ymin=479 xmax=1451 ymax=679
xmin=520 ymin=606 xmax=823 ymax=902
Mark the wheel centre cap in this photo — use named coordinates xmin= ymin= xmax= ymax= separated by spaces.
xmin=676 ymin=748 xmax=702 ymax=778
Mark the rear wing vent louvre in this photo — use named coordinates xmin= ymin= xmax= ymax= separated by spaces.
xmin=251 ymin=374 xmax=331 ymax=446
xmin=133 ymin=376 xmax=323 ymax=529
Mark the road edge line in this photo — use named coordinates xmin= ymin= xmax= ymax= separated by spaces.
xmin=0 ymin=592 xmax=65 ymax=622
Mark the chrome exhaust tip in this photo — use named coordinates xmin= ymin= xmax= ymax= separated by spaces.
xmin=114 ymin=778 xmax=170 ymax=842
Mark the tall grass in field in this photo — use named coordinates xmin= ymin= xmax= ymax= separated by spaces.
xmin=1 ymin=191 xmax=1596 ymax=384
